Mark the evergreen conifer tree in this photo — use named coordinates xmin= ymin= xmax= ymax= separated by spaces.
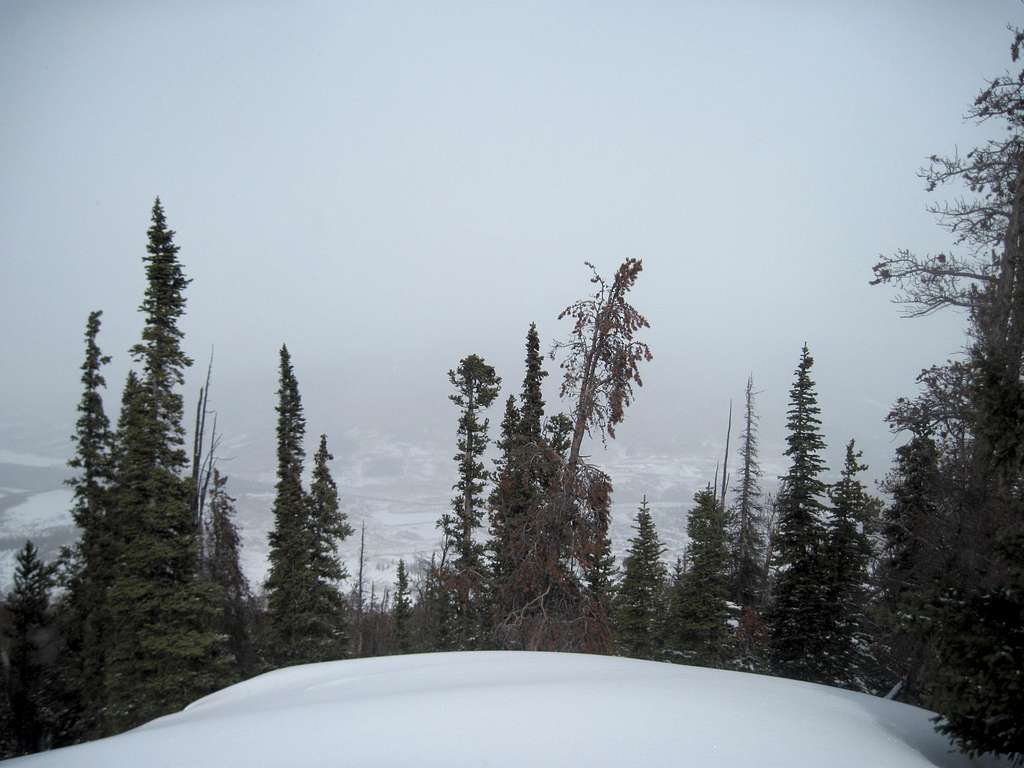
xmin=671 ymin=487 xmax=732 ymax=667
xmin=3 ymin=542 xmax=56 ymax=757
xmin=104 ymin=199 xmax=229 ymax=732
xmin=206 ymin=469 xmax=256 ymax=677
xmin=422 ymin=552 xmax=454 ymax=652
xmin=544 ymin=413 xmax=573 ymax=457
xmin=768 ymin=344 xmax=831 ymax=683
xmin=579 ymin=477 xmax=617 ymax=651
xmin=67 ymin=311 xmax=114 ymax=544
xmin=488 ymin=327 xmax=571 ymax=648
xmin=663 ymin=557 xmax=687 ymax=661
xmin=487 ymin=395 xmax=521 ymax=610
xmin=615 ymin=497 xmax=666 ymax=659
xmin=875 ymin=431 xmax=944 ymax=702
xmin=60 ymin=310 xmax=114 ymax=736
xmin=392 ymin=559 xmax=413 ymax=654
xmin=519 ymin=323 xmax=546 ymax=442
xmin=305 ymin=433 xmax=353 ymax=661
xmin=439 ymin=354 xmax=500 ymax=649
xmin=265 ymin=344 xmax=314 ymax=665
xmin=821 ymin=440 xmax=878 ymax=690
xmin=265 ymin=354 xmax=353 ymax=664
xmin=929 ymin=303 xmax=1024 ymax=760
xmin=0 ymin=668 xmax=13 ymax=759
xmin=931 ymin=532 xmax=1024 ymax=761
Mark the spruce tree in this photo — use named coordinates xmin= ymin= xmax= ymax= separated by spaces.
xmin=544 ymin=413 xmax=573 ymax=457
xmin=875 ymin=431 xmax=944 ymax=703
xmin=206 ymin=469 xmax=256 ymax=677
xmin=488 ymin=326 xmax=564 ymax=642
xmin=487 ymin=326 xmax=582 ymax=651
xmin=821 ymin=440 xmax=878 ymax=691
xmin=439 ymin=354 xmax=500 ymax=649
xmin=109 ymin=371 xmax=141 ymax=478
xmin=929 ymin=311 xmax=1024 ymax=760
xmin=3 ymin=542 xmax=55 ymax=757
xmin=392 ymin=559 xmax=413 ymax=654
xmin=61 ymin=310 xmax=114 ymax=737
xmin=663 ymin=557 xmax=687 ymax=661
xmin=265 ymin=355 xmax=352 ymax=664
xmin=881 ymin=433 xmax=943 ymax=597
xmin=104 ymin=199 xmax=229 ymax=732
xmin=131 ymin=198 xmax=193 ymax=449
xmin=305 ymin=433 xmax=353 ymax=661
xmin=265 ymin=344 xmax=313 ymax=665
xmin=67 ymin=311 xmax=114 ymax=541
xmin=0 ymin=668 xmax=13 ymax=759
xmin=421 ymin=552 xmax=454 ymax=652
xmin=768 ymin=343 xmax=831 ymax=683
xmin=579 ymin=474 xmax=617 ymax=653
xmin=487 ymin=394 xmax=521 ymax=614
xmin=931 ymin=532 xmax=1024 ymax=761
xmin=615 ymin=496 xmax=666 ymax=659
xmin=519 ymin=323 xmax=546 ymax=443
xmin=671 ymin=487 xmax=732 ymax=667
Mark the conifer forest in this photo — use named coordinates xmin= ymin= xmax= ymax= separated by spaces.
xmin=2 ymin=6 xmax=1024 ymax=766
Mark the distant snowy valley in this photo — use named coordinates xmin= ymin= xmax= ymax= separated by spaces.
xmin=0 ymin=421 xmax=768 ymax=594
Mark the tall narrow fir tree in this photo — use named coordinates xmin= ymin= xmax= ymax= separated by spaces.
xmin=61 ymin=310 xmax=114 ymax=736
xmin=768 ymin=344 xmax=831 ymax=683
xmin=615 ymin=497 xmax=667 ymax=659
xmin=265 ymin=344 xmax=313 ymax=665
xmin=440 ymin=354 xmax=500 ymax=649
xmin=104 ymin=199 xmax=228 ymax=732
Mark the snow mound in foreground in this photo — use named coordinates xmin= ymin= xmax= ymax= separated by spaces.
xmin=5 ymin=651 xmax=1003 ymax=767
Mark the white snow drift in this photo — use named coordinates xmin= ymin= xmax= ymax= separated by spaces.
xmin=4 ymin=651 xmax=1004 ymax=767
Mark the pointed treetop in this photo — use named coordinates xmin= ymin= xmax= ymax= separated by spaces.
xmin=519 ymin=323 xmax=548 ymax=441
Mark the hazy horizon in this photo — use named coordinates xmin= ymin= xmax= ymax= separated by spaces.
xmin=3 ymin=2 xmax=1014 ymax=517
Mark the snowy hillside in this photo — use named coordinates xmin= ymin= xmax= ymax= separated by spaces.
xmin=1 ymin=652 xmax=1002 ymax=767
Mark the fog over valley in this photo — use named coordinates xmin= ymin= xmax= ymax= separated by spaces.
xmin=1 ymin=2 xmax=1008 ymax=591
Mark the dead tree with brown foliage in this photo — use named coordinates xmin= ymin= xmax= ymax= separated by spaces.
xmin=544 ymin=258 xmax=653 ymax=652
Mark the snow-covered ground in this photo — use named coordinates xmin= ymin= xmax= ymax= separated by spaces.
xmin=0 ymin=482 xmax=692 ymax=596
xmin=1 ymin=652 xmax=1003 ymax=767
xmin=0 ymin=489 xmax=75 ymax=592
xmin=0 ymin=422 xmax=727 ymax=594
xmin=0 ymin=490 xmax=74 ymax=538
xmin=236 ymin=491 xmax=691 ymax=595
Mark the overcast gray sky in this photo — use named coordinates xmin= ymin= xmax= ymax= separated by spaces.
xmin=1 ymin=1 xmax=1018 ymax=501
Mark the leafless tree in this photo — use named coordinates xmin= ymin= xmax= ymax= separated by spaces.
xmin=353 ymin=522 xmax=366 ymax=656
xmin=871 ymin=28 xmax=1024 ymax=328
xmin=190 ymin=351 xmax=222 ymax=574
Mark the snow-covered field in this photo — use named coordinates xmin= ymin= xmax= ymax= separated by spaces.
xmin=0 ymin=490 xmax=74 ymax=538
xmin=236 ymin=491 xmax=691 ymax=594
xmin=0 ymin=484 xmax=692 ymax=596
xmin=2 ymin=652 xmax=1001 ymax=767
xmin=0 ymin=424 xmax=721 ymax=594
xmin=0 ymin=489 xmax=75 ymax=592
